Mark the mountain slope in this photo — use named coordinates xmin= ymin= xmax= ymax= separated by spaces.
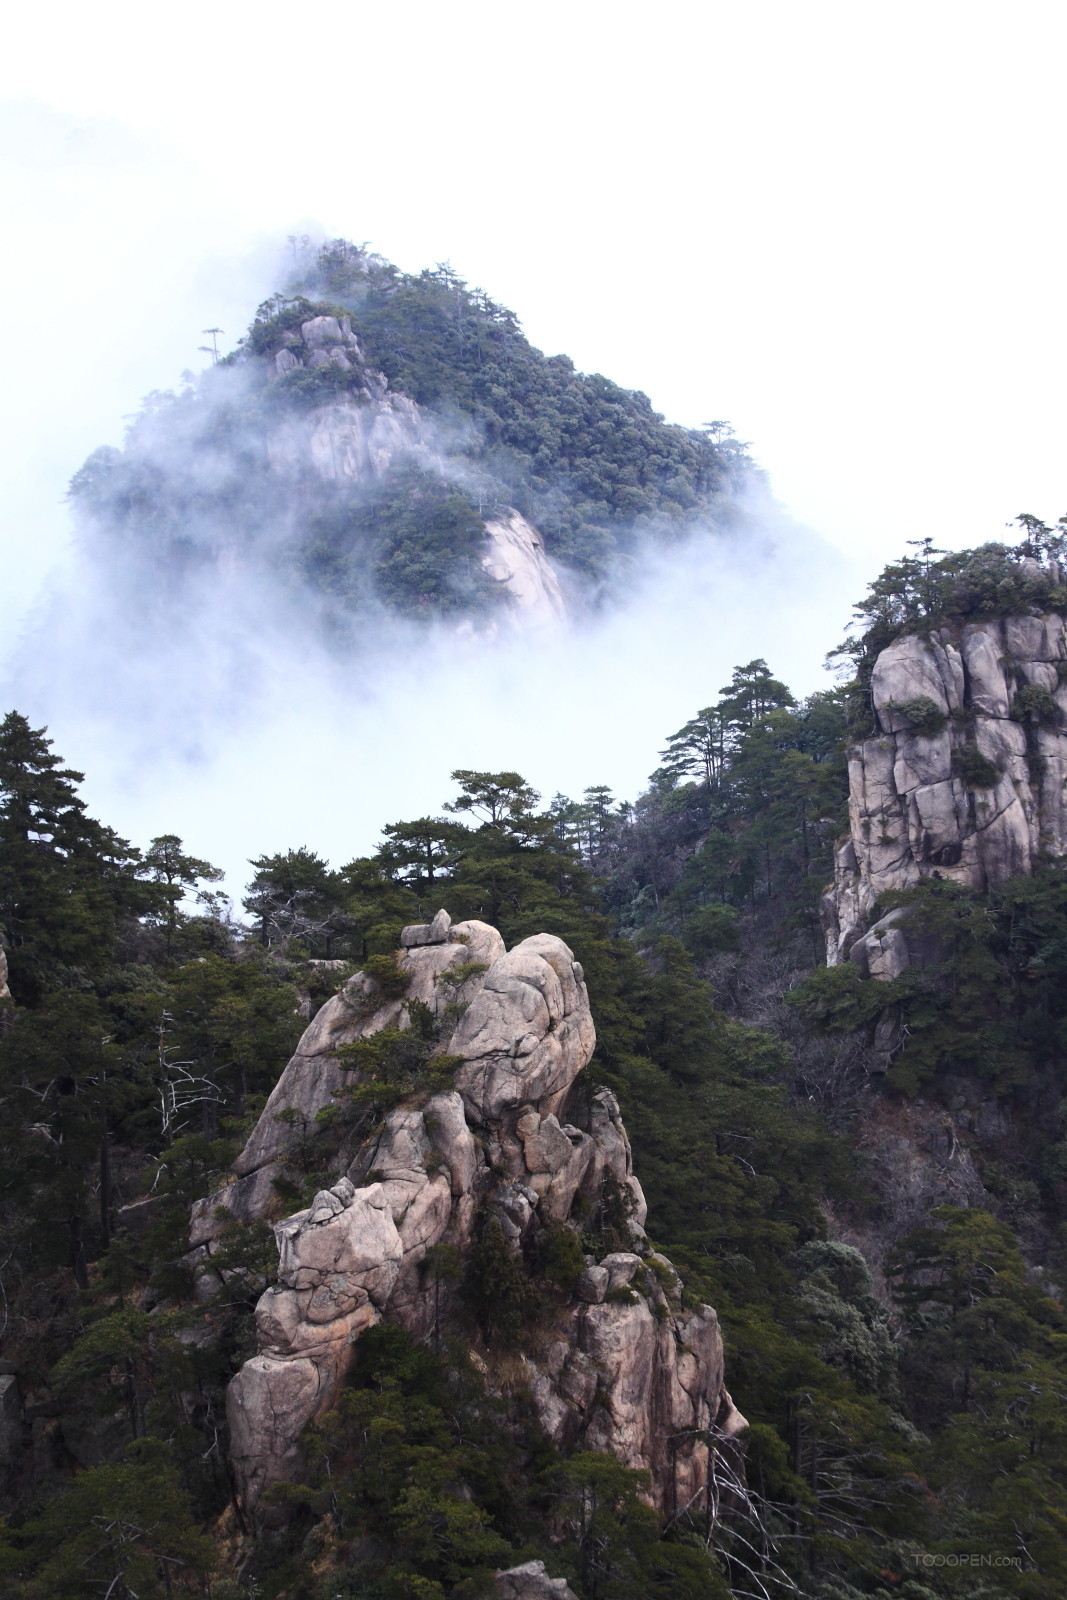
xmin=67 ymin=239 xmax=751 ymax=636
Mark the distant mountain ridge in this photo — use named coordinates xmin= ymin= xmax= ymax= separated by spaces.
xmin=68 ymin=238 xmax=751 ymax=634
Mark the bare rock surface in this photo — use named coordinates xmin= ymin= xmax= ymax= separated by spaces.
xmin=261 ymin=318 xmax=566 ymax=622
xmin=824 ymin=612 xmax=1067 ymax=971
xmin=495 ymin=1561 xmax=578 ymax=1600
xmin=188 ymin=918 xmax=505 ymax=1223
xmin=482 ymin=509 xmax=566 ymax=625
xmin=191 ymin=912 xmax=741 ymax=1520
xmin=450 ymin=934 xmax=596 ymax=1122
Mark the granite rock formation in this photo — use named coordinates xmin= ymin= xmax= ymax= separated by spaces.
xmin=481 ymin=509 xmax=566 ymax=626
xmin=494 ymin=1561 xmax=578 ymax=1600
xmin=265 ymin=315 xmax=565 ymax=623
xmin=824 ymin=609 xmax=1067 ymax=974
xmin=191 ymin=912 xmax=744 ymax=1520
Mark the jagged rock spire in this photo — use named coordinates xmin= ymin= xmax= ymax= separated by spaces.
xmin=189 ymin=912 xmax=745 ymax=1522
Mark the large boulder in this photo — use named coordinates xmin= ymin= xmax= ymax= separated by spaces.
xmin=451 ymin=934 xmax=595 ymax=1122
xmin=495 ymin=1561 xmax=578 ymax=1600
xmin=190 ymin=916 xmax=505 ymax=1243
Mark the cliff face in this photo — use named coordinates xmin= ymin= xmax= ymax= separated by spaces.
xmin=264 ymin=314 xmax=565 ymax=625
xmin=190 ymin=912 xmax=743 ymax=1522
xmin=824 ymin=609 xmax=1067 ymax=975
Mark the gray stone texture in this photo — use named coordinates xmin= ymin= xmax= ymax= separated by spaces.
xmin=262 ymin=321 xmax=565 ymax=625
xmin=190 ymin=913 xmax=743 ymax=1520
xmin=824 ymin=614 xmax=1067 ymax=972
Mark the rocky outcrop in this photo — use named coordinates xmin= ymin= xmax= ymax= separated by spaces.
xmin=189 ymin=915 xmax=505 ymax=1239
xmin=482 ymin=510 xmax=566 ymax=626
xmin=263 ymin=315 xmax=565 ymax=623
xmin=265 ymin=317 xmax=421 ymax=489
xmin=495 ymin=1561 xmax=578 ymax=1600
xmin=824 ymin=609 xmax=1067 ymax=971
xmin=0 ymin=946 xmax=9 ymax=1002
xmin=192 ymin=912 xmax=743 ymax=1521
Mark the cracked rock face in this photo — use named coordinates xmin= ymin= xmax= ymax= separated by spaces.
xmin=192 ymin=912 xmax=743 ymax=1519
xmin=824 ymin=613 xmax=1067 ymax=971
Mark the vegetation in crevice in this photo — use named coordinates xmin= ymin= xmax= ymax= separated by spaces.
xmin=819 ymin=523 xmax=1067 ymax=753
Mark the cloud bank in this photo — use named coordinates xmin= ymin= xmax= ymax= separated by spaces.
xmin=4 ymin=456 xmax=859 ymax=896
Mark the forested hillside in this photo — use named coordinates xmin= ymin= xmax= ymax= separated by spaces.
xmin=282 ymin=240 xmax=749 ymax=575
xmin=67 ymin=239 xmax=750 ymax=635
xmin=3 ymin=531 xmax=1067 ymax=1598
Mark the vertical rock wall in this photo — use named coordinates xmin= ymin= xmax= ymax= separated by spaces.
xmin=824 ymin=610 xmax=1067 ymax=972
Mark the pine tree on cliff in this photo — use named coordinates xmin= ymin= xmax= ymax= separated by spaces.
xmin=0 ymin=1436 xmax=214 ymax=1596
xmin=889 ymin=1207 xmax=1067 ymax=1588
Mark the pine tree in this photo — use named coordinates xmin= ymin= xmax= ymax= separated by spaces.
xmin=243 ymin=846 xmax=351 ymax=954
xmin=142 ymin=834 xmax=223 ymax=956
xmin=0 ymin=712 xmax=146 ymax=1003
xmin=3 ymin=1437 xmax=213 ymax=1598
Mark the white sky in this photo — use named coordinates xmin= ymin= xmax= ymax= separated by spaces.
xmin=1 ymin=0 xmax=1065 ymax=880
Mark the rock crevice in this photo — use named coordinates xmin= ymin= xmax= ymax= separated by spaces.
xmin=191 ymin=912 xmax=744 ymax=1518
xmin=824 ymin=611 xmax=1067 ymax=972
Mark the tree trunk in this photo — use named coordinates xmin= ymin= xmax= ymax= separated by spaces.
xmin=99 ymin=1125 xmax=112 ymax=1250
xmin=69 ymin=1210 xmax=89 ymax=1291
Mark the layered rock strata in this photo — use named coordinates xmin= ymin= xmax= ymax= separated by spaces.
xmin=824 ymin=610 xmax=1067 ymax=974
xmin=191 ymin=912 xmax=744 ymax=1519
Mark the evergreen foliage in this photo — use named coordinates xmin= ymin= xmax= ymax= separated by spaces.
xmin=0 ymin=712 xmax=150 ymax=1003
xmin=281 ymin=242 xmax=748 ymax=580
xmin=67 ymin=239 xmax=750 ymax=640
xmin=568 ymin=660 xmax=850 ymax=956
xmin=834 ymin=525 xmax=1067 ymax=670
xmin=887 ymin=1208 xmax=1067 ymax=1597
xmin=829 ymin=523 xmax=1067 ymax=740
xmin=5 ymin=610 xmax=1067 ymax=1594
xmin=244 ymin=846 xmax=353 ymax=955
xmin=302 ymin=464 xmax=499 ymax=620
xmin=2 ymin=1437 xmax=214 ymax=1598
xmin=789 ymin=868 xmax=1067 ymax=1109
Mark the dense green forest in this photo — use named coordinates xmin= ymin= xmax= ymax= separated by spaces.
xmin=67 ymin=240 xmax=751 ymax=631
xmin=281 ymin=240 xmax=749 ymax=578
xmin=4 ymin=530 xmax=1067 ymax=1598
